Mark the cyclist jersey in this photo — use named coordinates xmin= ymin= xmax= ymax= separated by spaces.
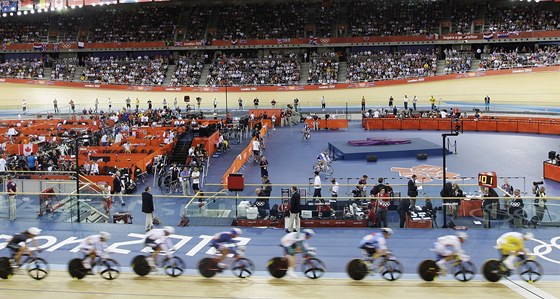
xmin=497 ymin=232 xmax=524 ymax=253
xmin=360 ymin=233 xmax=387 ymax=251
xmin=80 ymin=235 xmax=109 ymax=258
xmin=317 ymin=153 xmax=330 ymax=162
xmin=211 ymin=232 xmax=239 ymax=246
xmin=8 ymin=232 xmax=32 ymax=246
xmin=281 ymin=232 xmax=308 ymax=249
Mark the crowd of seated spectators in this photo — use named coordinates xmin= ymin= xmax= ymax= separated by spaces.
xmin=87 ymin=5 xmax=180 ymax=43
xmin=170 ymin=54 xmax=205 ymax=86
xmin=206 ymin=52 xmax=301 ymax=86
xmin=179 ymin=5 xmax=212 ymax=41
xmin=485 ymin=3 xmax=560 ymax=33
xmin=478 ymin=46 xmax=560 ymax=70
xmin=449 ymin=2 xmax=478 ymax=34
xmin=315 ymin=0 xmax=338 ymax=38
xmin=81 ymin=56 xmax=168 ymax=85
xmin=443 ymin=49 xmax=472 ymax=74
xmin=346 ymin=50 xmax=437 ymax=82
xmin=0 ymin=59 xmax=44 ymax=79
xmin=348 ymin=0 xmax=441 ymax=37
xmin=56 ymin=14 xmax=84 ymax=42
xmin=307 ymin=52 xmax=339 ymax=84
xmin=51 ymin=58 xmax=78 ymax=81
xmin=213 ymin=2 xmax=306 ymax=40
xmin=0 ymin=19 xmax=49 ymax=43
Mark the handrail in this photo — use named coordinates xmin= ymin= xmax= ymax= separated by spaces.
xmin=182 ymin=189 xmax=228 ymax=217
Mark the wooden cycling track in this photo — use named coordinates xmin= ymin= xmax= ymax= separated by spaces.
xmin=0 ymin=70 xmax=558 ymax=112
xmin=1 ymin=271 xmax=559 ymax=299
xmin=1 ymin=71 xmax=560 ymax=298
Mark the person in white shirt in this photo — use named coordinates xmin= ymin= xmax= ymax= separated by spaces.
xmin=144 ymin=226 xmax=175 ymax=270
xmin=114 ymin=131 xmax=123 ymax=144
xmin=100 ymin=133 xmax=108 ymax=146
xmin=312 ymin=171 xmax=322 ymax=199
xmin=0 ymin=155 xmax=6 ymax=174
xmin=330 ymin=178 xmax=339 ymax=198
xmin=191 ymin=167 xmax=201 ymax=192
xmin=252 ymin=139 xmax=260 ymax=162
xmin=90 ymin=161 xmax=99 ymax=175
xmin=79 ymin=232 xmax=111 ymax=273
xmin=434 ymin=232 xmax=469 ymax=274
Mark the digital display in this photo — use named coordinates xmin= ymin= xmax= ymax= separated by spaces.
xmin=478 ymin=172 xmax=497 ymax=188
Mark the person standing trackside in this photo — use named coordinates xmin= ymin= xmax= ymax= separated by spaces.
xmin=7 ymin=176 xmax=17 ymax=221
xmin=22 ymin=99 xmax=26 ymax=115
xmin=126 ymin=97 xmax=131 ymax=110
xmin=191 ymin=167 xmax=201 ymax=193
xmin=180 ymin=167 xmax=191 ymax=196
xmin=403 ymin=95 xmax=409 ymax=110
xmin=330 ymin=178 xmax=339 ymax=198
xmin=213 ymin=98 xmax=217 ymax=110
xmin=361 ymin=96 xmax=366 ymax=112
xmin=484 ymin=95 xmax=490 ymax=112
xmin=408 ymin=174 xmax=419 ymax=207
xmin=287 ymin=186 xmax=301 ymax=232
xmin=388 ymin=96 xmax=394 ymax=108
xmin=509 ymin=189 xmax=524 ymax=228
xmin=69 ymin=99 xmax=76 ymax=113
xmin=238 ymin=97 xmax=243 ymax=110
xmin=135 ymin=98 xmax=140 ymax=112
xmin=412 ymin=96 xmax=418 ymax=111
xmin=94 ymin=98 xmax=99 ymax=113
xmin=533 ymin=185 xmax=547 ymax=224
xmin=53 ymin=99 xmax=59 ymax=113
xmin=108 ymin=98 xmax=112 ymax=112
xmin=142 ymin=186 xmax=154 ymax=232
xmin=312 ymin=171 xmax=322 ymax=200
xmin=321 ymin=96 xmax=326 ymax=111
xmin=430 ymin=95 xmax=436 ymax=110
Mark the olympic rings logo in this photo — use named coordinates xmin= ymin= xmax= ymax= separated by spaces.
xmin=533 ymin=237 xmax=560 ymax=265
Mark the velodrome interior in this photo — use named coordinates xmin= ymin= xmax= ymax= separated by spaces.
xmin=1 ymin=0 xmax=560 ymax=297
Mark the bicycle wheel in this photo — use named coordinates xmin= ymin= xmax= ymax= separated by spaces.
xmin=0 ymin=257 xmax=13 ymax=279
xmin=418 ymin=259 xmax=438 ymax=282
xmin=26 ymin=257 xmax=49 ymax=280
xmin=197 ymin=258 xmax=218 ymax=278
xmin=68 ymin=258 xmax=87 ymax=280
xmin=453 ymin=260 xmax=476 ymax=282
xmin=324 ymin=165 xmax=334 ymax=176
xmin=380 ymin=259 xmax=404 ymax=281
xmin=482 ymin=259 xmax=503 ymax=282
xmin=302 ymin=257 xmax=326 ymax=279
xmin=162 ymin=184 xmax=173 ymax=195
xmin=267 ymin=257 xmax=288 ymax=278
xmin=232 ymin=258 xmax=255 ymax=278
xmin=518 ymin=260 xmax=543 ymax=283
xmin=131 ymin=255 xmax=150 ymax=276
xmin=97 ymin=258 xmax=120 ymax=280
xmin=346 ymin=258 xmax=369 ymax=281
xmin=162 ymin=256 xmax=185 ymax=277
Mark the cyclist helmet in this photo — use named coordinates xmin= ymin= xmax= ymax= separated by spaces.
xmin=231 ymin=228 xmax=242 ymax=236
xmin=99 ymin=231 xmax=111 ymax=240
xmin=303 ymin=229 xmax=315 ymax=238
xmin=381 ymin=228 xmax=393 ymax=236
xmin=456 ymin=231 xmax=468 ymax=241
xmin=27 ymin=227 xmax=41 ymax=236
xmin=163 ymin=226 xmax=175 ymax=234
xmin=523 ymin=232 xmax=534 ymax=240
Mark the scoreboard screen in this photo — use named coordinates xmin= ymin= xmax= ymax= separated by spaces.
xmin=478 ymin=172 xmax=497 ymax=188
xmin=1 ymin=0 xmax=18 ymax=12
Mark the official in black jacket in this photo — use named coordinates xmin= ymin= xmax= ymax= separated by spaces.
xmin=142 ymin=186 xmax=154 ymax=232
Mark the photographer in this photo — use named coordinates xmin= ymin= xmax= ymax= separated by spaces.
xmin=533 ymin=182 xmax=547 ymax=224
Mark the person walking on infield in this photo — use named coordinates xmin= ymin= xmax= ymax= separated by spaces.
xmin=7 ymin=176 xmax=17 ymax=220
xmin=142 ymin=186 xmax=154 ymax=232
xmin=287 ymin=186 xmax=301 ymax=232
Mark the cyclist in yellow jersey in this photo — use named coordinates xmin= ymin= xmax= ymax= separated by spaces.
xmin=496 ymin=232 xmax=533 ymax=270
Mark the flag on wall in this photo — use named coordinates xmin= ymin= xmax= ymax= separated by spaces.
xmin=77 ymin=41 xmax=85 ymax=48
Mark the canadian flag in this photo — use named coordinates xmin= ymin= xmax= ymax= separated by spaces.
xmin=19 ymin=144 xmax=36 ymax=156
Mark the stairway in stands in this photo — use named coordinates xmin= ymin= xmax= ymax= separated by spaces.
xmin=170 ymin=132 xmax=194 ymax=165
